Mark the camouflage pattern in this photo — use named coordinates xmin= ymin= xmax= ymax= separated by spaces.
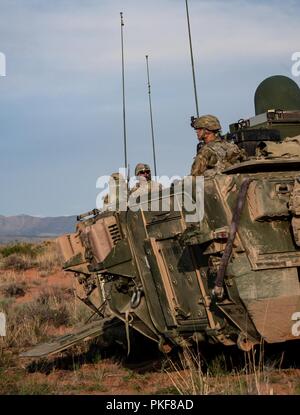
xmin=193 ymin=114 xmax=221 ymax=131
xmin=191 ymin=137 xmax=246 ymax=176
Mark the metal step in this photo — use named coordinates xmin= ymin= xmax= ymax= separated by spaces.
xmin=19 ymin=317 xmax=116 ymax=358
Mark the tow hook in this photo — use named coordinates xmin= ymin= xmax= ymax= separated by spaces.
xmin=130 ymin=287 xmax=143 ymax=308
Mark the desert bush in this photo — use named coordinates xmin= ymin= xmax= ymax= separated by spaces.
xmin=0 ymin=298 xmax=13 ymax=313
xmin=0 ymin=368 xmax=55 ymax=395
xmin=1 ymin=281 xmax=27 ymax=297
xmin=2 ymin=254 xmax=33 ymax=270
xmin=2 ymin=287 xmax=76 ymax=349
xmin=0 ymin=271 xmax=28 ymax=297
xmin=0 ymin=241 xmax=63 ymax=274
xmin=0 ymin=243 xmax=43 ymax=259
xmin=35 ymin=242 xmax=63 ymax=275
xmin=21 ymin=302 xmax=70 ymax=328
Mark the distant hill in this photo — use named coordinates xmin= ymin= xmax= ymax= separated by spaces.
xmin=0 ymin=214 xmax=77 ymax=242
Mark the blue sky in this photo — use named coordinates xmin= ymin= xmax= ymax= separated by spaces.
xmin=0 ymin=0 xmax=299 ymax=216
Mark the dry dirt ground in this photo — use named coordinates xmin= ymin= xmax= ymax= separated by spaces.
xmin=0 ymin=242 xmax=299 ymax=395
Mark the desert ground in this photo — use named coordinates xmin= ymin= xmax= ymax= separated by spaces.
xmin=0 ymin=241 xmax=299 ymax=395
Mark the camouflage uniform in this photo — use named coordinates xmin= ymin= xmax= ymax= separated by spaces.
xmin=190 ymin=115 xmax=246 ymax=176
xmin=191 ymin=137 xmax=245 ymax=176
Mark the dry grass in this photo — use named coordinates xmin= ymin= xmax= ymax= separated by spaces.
xmin=1 ymin=287 xmax=78 ymax=349
xmin=0 ymin=241 xmax=299 ymax=395
xmin=34 ymin=241 xmax=63 ymax=275
xmin=0 ymin=270 xmax=28 ymax=298
xmin=0 ymin=243 xmax=69 ymax=345
xmin=0 ymin=241 xmax=63 ymax=274
xmin=165 ymin=348 xmax=209 ymax=395
xmin=164 ymin=343 xmax=278 ymax=395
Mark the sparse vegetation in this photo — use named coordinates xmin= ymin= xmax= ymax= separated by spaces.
xmin=295 ymin=381 xmax=300 ymax=395
xmin=1 ymin=287 xmax=77 ymax=349
xmin=164 ymin=344 xmax=287 ymax=395
xmin=0 ymin=243 xmax=43 ymax=259
xmin=165 ymin=348 xmax=209 ymax=395
xmin=2 ymin=254 xmax=33 ymax=270
xmin=0 ymin=270 xmax=28 ymax=297
xmin=0 ymin=241 xmax=63 ymax=273
xmin=2 ymin=282 xmax=27 ymax=297
xmin=0 ymin=240 xmax=299 ymax=395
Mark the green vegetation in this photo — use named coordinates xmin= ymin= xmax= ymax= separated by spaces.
xmin=0 ymin=241 xmax=63 ymax=272
xmin=0 ymin=243 xmax=43 ymax=259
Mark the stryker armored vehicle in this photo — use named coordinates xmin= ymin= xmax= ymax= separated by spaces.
xmin=21 ymin=75 xmax=300 ymax=359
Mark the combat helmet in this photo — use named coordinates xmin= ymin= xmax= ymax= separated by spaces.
xmin=135 ymin=163 xmax=151 ymax=176
xmin=192 ymin=114 xmax=221 ymax=131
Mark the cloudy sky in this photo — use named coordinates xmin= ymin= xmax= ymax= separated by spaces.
xmin=0 ymin=0 xmax=299 ymax=217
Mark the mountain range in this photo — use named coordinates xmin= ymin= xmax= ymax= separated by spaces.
xmin=0 ymin=214 xmax=77 ymax=242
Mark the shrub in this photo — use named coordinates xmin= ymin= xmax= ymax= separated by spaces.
xmin=2 ymin=282 xmax=27 ymax=298
xmin=2 ymin=287 xmax=75 ymax=349
xmin=2 ymin=254 xmax=33 ymax=270
xmin=0 ymin=243 xmax=43 ymax=259
xmin=0 ymin=241 xmax=63 ymax=273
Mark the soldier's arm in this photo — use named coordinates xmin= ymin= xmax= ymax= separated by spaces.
xmin=191 ymin=150 xmax=209 ymax=176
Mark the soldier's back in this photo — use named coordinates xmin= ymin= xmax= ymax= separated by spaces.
xmin=191 ymin=138 xmax=246 ymax=176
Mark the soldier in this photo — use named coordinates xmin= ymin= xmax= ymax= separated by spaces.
xmin=130 ymin=163 xmax=161 ymax=198
xmin=190 ymin=115 xmax=246 ymax=176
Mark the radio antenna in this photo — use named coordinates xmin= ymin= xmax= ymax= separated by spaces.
xmin=185 ymin=0 xmax=199 ymax=117
xmin=120 ymin=12 xmax=128 ymax=174
xmin=145 ymin=55 xmax=157 ymax=177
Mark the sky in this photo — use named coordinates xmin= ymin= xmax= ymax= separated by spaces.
xmin=0 ymin=0 xmax=300 ymax=217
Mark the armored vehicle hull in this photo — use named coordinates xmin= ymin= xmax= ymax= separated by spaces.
xmin=21 ymin=75 xmax=300 ymax=358
xmin=21 ymin=159 xmax=300 ymax=358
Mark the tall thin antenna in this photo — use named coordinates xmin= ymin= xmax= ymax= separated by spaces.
xmin=120 ymin=12 xmax=128 ymax=173
xmin=185 ymin=0 xmax=199 ymax=117
xmin=145 ymin=55 xmax=157 ymax=177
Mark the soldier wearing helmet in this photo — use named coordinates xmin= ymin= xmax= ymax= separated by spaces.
xmin=135 ymin=163 xmax=152 ymax=183
xmin=191 ymin=115 xmax=246 ymax=176
xmin=130 ymin=163 xmax=161 ymax=197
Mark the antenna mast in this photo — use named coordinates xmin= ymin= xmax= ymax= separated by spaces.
xmin=120 ymin=12 xmax=128 ymax=173
xmin=145 ymin=55 xmax=157 ymax=177
xmin=185 ymin=0 xmax=199 ymax=117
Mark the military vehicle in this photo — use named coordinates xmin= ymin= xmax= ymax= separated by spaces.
xmin=21 ymin=75 xmax=300 ymax=359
